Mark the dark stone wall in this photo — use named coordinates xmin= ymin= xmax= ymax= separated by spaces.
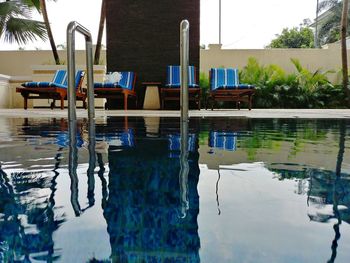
xmin=106 ymin=0 xmax=200 ymax=108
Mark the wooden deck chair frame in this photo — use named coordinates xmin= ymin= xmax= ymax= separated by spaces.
xmin=16 ymin=71 xmax=87 ymax=110
xmin=160 ymin=66 xmax=201 ymax=110
xmin=206 ymin=69 xmax=255 ymax=111
xmin=93 ymin=73 xmax=137 ymax=110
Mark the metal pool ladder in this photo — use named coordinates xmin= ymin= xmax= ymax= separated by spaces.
xmin=67 ymin=21 xmax=95 ymax=122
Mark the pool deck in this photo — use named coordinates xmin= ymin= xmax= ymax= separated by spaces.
xmin=1 ymin=108 xmax=350 ymax=119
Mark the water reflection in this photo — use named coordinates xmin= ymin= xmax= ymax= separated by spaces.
xmin=267 ymin=120 xmax=349 ymax=263
xmin=0 ymin=154 xmax=65 ymax=261
xmin=0 ymin=117 xmax=349 ymax=262
xmin=102 ymin=117 xmax=201 ymax=262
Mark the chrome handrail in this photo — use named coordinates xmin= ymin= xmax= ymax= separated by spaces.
xmin=179 ymin=20 xmax=190 ymax=218
xmin=67 ymin=21 xmax=95 ymax=122
xmin=67 ymin=22 xmax=96 ymax=216
xmin=180 ymin=20 xmax=189 ymax=123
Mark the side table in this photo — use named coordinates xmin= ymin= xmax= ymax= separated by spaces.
xmin=142 ymin=82 xmax=162 ymax=110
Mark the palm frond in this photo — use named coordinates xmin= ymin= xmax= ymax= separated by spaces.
xmin=0 ymin=1 xmax=32 ymax=18
xmin=318 ymin=0 xmax=341 ymax=12
xmin=4 ymin=17 xmax=46 ymax=44
xmin=291 ymin=58 xmax=303 ymax=73
xmin=21 ymin=0 xmax=41 ymax=12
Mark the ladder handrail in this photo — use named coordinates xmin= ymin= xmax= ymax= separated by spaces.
xmin=67 ymin=21 xmax=95 ymax=122
xmin=179 ymin=20 xmax=190 ymax=218
xmin=180 ymin=20 xmax=189 ymax=124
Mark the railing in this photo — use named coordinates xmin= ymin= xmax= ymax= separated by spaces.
xmin=67 ymin=21 xmax=95 ymax=122
xmin=180 ymin=19 xmax=189 ymax=123
xmin=179 ymin=20 xmax=190 ymax=218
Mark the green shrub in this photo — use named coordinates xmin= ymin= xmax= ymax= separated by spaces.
xmin=199 ymin=72 xmax=209 ymax=106
xmin=239 ymin=57 xmax=344 ymax=108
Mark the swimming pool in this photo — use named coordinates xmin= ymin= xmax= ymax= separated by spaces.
xmin=0 ymin=117 xmax=349 ymax=262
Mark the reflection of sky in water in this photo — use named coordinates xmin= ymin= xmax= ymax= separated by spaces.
xmin=0 ymin=117 xmax=349 ymax=262
xmin=198 ymin=162 xmax=350 ymax=263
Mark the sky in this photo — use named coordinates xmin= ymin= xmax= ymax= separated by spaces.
xmin=0 ymin=0 xmax=317 ymax=50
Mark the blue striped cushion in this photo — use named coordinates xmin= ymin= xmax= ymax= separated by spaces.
xmin=94 ymin=83 xmax=121 ymax=88
xmin=94 ymin=71 xmax=134 ymax=90
xmin=238 ymin=84 xmax=255 ymax=89
xmin=52 ymin=70 xmax=67 ymax=85
xmin=21 ymin=70 xmax=84 ymax=89
xmin=22 ymin=81 xmax=65 ymax=88
xmin=210 ymin=68 xmax=239 ymax=90
xmin=209 ymin=131 xmax=237 ymax=151
xmin=210 ymin=68 xmax=255 ymax=90
xmin=166 ymin=65 xmax=199 ymax=88
xmin=22 ymin=69 xmax=67 ymax=88
xmin=63 ymin=70 xmax=85 ymax=88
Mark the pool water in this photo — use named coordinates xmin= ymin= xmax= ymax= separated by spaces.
xmin=0 ymin=117 xmax=349 ymax=262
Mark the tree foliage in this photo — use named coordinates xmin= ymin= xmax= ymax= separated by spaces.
xmin=0 ymin=0 xmax=46 ymax=44
xmin=267 ymin=25 xmax=314 ymax=48
xmin=317 ymin=0 xmax=350 ymax=45
xmin=24 ymin=0 xmax=60 ymax=64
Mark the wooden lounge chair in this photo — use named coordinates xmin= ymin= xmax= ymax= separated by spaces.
xmin=207 ymin=68 xmax=255 ymax=110
xmin=93 ymin=71 xmax=137 ymax=110
xmin=16 ymin=70 xmax=86 ymax=110
xmin=160 ymin=65 xmax=201 ymax=110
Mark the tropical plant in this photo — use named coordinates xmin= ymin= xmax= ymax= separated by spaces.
xmin=239 ymin=57 xmax=344 ymax=108
xmin=267 ymin=25 xmax=315 ymax=48
xmin=199 ymin=72 xmax=210 ymax=107
xmin=94 ymin=0 xmax=105 ymax=65
xmin=24 ymin=0 xmax=60 ymax=64
xmin=0 ymin=0 xmax=46 ymax=44
xmin=290 ymin=58 xmax=334 ymax=92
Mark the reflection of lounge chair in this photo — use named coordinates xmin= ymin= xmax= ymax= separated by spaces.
xmin=209 ymin=131 xmax=237 ymax=151
xmin=207 ymin=68 xmax=255 ymax=110
xmin=168 ymin=133 xmax=196 ymax=158
xmin=94 ymin=71 xmax=137 ymax=110
xmin=24 ymin=118 xmax=85 ymax=148
xmin=161 ymin=65 xmax=201 ymax=110
xmin=96 ymin=128 xmax=135 ymax=147
xmin=16 ymin=70 xmax=86 ymax=110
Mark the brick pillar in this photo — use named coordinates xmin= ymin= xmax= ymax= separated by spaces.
xmin=106 ymin=0 xmax=200 ymax=109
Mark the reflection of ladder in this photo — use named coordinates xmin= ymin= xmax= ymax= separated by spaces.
xmin=216 ymin=170 xmax=221 ymax=215
xmin=66 ymin=22 xmax=98 ymax=216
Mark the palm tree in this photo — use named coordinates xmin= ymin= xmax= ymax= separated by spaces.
xmin=24 ymin=0 xmax=60 ymax=64
xmin=318 ymin=0 xmax=350 ymax=106
xmin=94 ymin=0 xmax=105 ymax=65
xmin=341 ymin=0 xmax=350 ymax=107
xmin=0 ymin=0 xmax=46 ymax=45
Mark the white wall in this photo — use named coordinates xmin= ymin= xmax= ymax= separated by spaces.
xmin=200 ymin=44 xmax=347 ymax=84
xmin=0 ymin=74 xmax=11 ymax=108
xmin=1 ymin=46 xmax=349 ymax=108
